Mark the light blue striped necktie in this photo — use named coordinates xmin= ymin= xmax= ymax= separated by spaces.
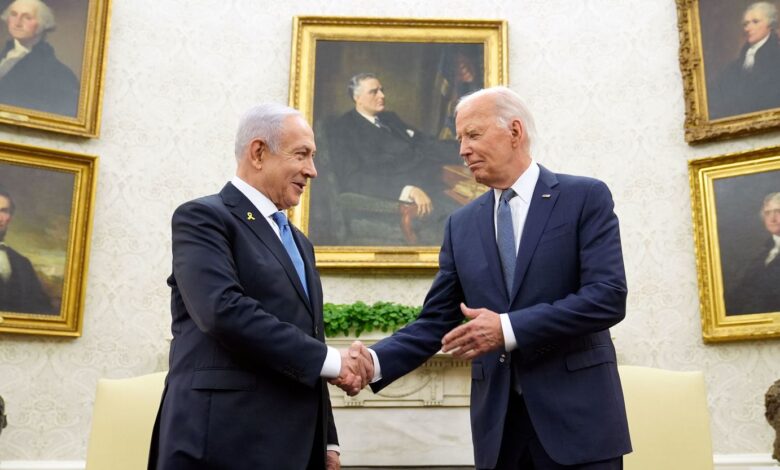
xmin=497 ymin=189 xmax=517 ymax=295
xmin=271 ymin=211 xmax=309 ymax=297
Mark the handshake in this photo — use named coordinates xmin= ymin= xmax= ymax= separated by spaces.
xmin=328 ymin=341 xmax=374 ymax=396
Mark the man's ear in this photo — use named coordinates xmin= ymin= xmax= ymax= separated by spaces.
xmin=509 ymin=118 xmax=525 ymax=146
xmin=248 ymin=139 xmax=267 ymax=169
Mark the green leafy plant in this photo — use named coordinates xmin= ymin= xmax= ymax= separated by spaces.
xmin=323 ymin=301 xmax=421 ymax=337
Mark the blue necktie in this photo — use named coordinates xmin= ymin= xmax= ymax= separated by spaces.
xmin=271 ymin=211 xmax=309 ymax=297
xmin=497 ymin=189 xmax=517 ymax=296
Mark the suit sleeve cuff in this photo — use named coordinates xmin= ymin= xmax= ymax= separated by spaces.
xmin=320 ymin=346 xmax=341 ymax=379
xmin=368 ymin=347 xmax=382 ymax=383
xmin=500 ymin=313 xmax=518 ymax=352
xmin=399 ymin=185 xmax=414 ymax=202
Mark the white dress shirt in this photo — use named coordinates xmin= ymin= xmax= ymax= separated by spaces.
xmin=0 ymin=242 xmax=11 ymax=282
xmin=743 ymin=34 xmax=770 ymax=70
xmin=495 ymin=161 xmax=540 ymax=352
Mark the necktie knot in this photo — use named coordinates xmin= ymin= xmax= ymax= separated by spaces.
xmin=501 ymin=188 xmax=516 ymax=204
xmin=271 ymin=211 xmax=289 ymax=229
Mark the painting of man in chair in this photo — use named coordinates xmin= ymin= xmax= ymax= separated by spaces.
xmin=308 ymin=41 xmax=486 ymax=247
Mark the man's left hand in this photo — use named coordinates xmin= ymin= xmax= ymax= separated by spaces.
xmin=326 ymin=450 xmax=341 ymax=470
xmin=441 ymin=303 xmax=504 ymax=359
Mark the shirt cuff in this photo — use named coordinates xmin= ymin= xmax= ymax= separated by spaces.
xmin=320 ymin=346 xmax=341 ymax=379
xmin=399 ymin=185 xmax=414 ymax=202
xmin=367 ymin=347 xmax=382 ymax=383
xmin=327 ymin=444 xmax=340 ymax=454
xmin=500 ymin=313 xmax=518 ymax=352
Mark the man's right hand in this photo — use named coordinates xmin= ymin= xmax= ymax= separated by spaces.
xmin=329 ymin=341 xmax=374 ymax=396
xmin=408 ymin=186 xmax=433 ymax=217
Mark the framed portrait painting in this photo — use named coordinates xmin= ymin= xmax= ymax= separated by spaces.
xmin=0 ymin=0 xmax=111 ymax=137
xmin=0 ymin=141 xmax=97 ymax=336
xmin=677 ymin=0 xmax=780 ymax=143
xmin=689 ymin=145 xmax=780 ymax=342
xmin=288 ymin=16 xmax=506 ymax=269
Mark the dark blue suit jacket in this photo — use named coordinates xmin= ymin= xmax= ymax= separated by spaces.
xmin=371 ymin=165 xmax=631 ymax=468
xmin=149 ymin=183 xmax=336 ymax=470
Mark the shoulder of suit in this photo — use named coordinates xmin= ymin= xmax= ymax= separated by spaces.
xmin=173 ymin=193 xmax=224 ymax=217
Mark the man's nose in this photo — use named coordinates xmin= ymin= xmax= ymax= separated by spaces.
xmin=304 ymin=159 xmax=317 ymax=178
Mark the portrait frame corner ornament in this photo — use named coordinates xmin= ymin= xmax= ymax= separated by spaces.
xmin=0 ymin=0 xmax=111 ymax=138
xmin=0 ymin=141 xmax=98 ymax=337
xmin=287 ymin=15 xmax=507 ymax=270
xmin=676 ymin=0 xmax=780 ymax=144
xmin=689 ymin=145 xmax=780 ymax=342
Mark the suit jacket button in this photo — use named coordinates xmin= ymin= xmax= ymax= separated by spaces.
xmin=499 ymin=353 xmax=506 ymax=363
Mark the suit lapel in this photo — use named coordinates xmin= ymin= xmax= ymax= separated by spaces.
xmin=509 ymin=166 xmax=560 ymax=304
xmin=476 ymin=191 xmax=511 ymax=301
xmin=220 ymin=183 xmax=313 ymax=316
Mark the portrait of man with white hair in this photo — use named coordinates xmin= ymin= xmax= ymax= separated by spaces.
xmin=0 ymin=0 xmax=80 ymax=117
xmin=707 ymin=1 xmax=780 ymax=119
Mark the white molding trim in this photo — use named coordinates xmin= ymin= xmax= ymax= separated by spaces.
xmin=714 ymin=454 xmax=777 ymax=469
xmin=0 ymin=454 xmax=775 ymax=470
xmin=0 ymin=462 xmax=84 ymax=470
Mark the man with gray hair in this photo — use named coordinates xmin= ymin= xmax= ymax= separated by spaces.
xmin=148 ymin=103 xmax=373 ymax=470
xmin=728 ymin=191 xmax=780 ymax=315
xmin=327 ymin=72 xmax=460 ymax=245
xmin=709 ymin=1 xmax=780 ymax=119
xmin=365 ymin=86 xmax=631 ymax=469
xmin=0 ymin=0 xmax=79 ymax=116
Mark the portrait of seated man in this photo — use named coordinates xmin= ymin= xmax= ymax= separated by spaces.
xmin=0 ymin=0 xmax=80 ymax=117
xmin=726 ymin=191 xmax=780 ymax=315
xmin=708 ymin=1 xmax=780 ymax=119
xmin=0 ymin=187 xmax=53 ymax=314
xmin=323 ymin=72 xmax=467 ymax=246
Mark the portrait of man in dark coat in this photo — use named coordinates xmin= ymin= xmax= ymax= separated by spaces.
xmin=0 ymin=0 xmax=80 ymax=117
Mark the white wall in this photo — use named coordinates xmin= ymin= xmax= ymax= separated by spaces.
xmin=0 ymin=0 xmax=778 ymax=463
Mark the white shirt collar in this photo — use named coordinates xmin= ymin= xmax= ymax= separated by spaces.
xmin=773 ymin=234 xmax=780 ymax=247
xmin=230 ymin=175 xmax=280 ymax=218
xmin=493 ymin=160 xmax=540 ymax=204
xmin=356 ymin=109 xmax=378 ymax=124
xmin=748 ymin=34 xmax=771 ymax=55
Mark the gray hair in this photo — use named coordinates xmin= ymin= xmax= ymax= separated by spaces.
xmin=746 ymin=2 xmax=778 ymax=27
xmin=234 ymin=103 xmax=302 ymax=161
xmin=347 ymin=73 xmax=378 ymax=101
xmin=1 ymin=0 xmax=56 ymax=35
xmin=455 ymin=86 xmax=538 ymax=152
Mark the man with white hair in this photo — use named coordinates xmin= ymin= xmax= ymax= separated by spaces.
xmin=728 ymin=192 xmax=780 ymax=315
xmin=0 ymin=0 xmax=79 ymax=116
xmin=366 ymin=86 xmax=631 ymax=469
xmin=709 ymin=1 xmax=780 ymax=119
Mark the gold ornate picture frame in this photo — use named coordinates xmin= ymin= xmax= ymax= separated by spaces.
xmin=689 ymin=146 xmax=780 ymax=342
xmin=0 ymin=141 xmax=97 ymax=336
xmin=288 ymin=16 xmax=507 ymax=269
xmin=676 ymin=0 xmax=780 ymax=143
xmin=0 ymin=0 xmax=111 ymax=137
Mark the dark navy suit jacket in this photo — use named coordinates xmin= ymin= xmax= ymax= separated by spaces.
xmin=371 ymin=165 xmax=631 ymax=468
xmin=149 ymin=183 xmax=336 ymax=470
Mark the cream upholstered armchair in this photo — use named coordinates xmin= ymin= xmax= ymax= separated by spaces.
xmin=618 ymin=365 xmax=714 ymax=470
xmin=85 ymin=371 xmax=166 ymax=470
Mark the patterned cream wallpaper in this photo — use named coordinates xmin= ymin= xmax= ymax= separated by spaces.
xmin=0 ymin=0 xmax=779 ymax=461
